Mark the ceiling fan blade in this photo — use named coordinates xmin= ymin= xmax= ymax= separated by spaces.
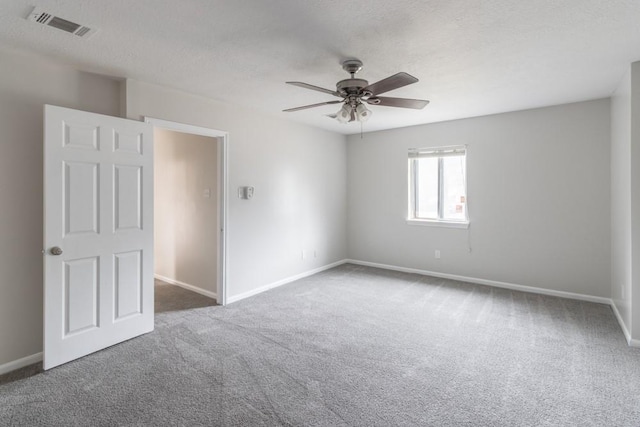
xmin=362 ymin=72 xmax=419 ymax=96
xmin=286 ymin=81 xmax=342 ymax=98
xmin=350 ymin=109 xmax=356 ymax=122
xmin=367 ymin=96 xmax=429 ymax=109
xmin=283 ymin=100 xmax=342 ymax=112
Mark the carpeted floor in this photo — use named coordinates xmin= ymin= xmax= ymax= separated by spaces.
xmin=154 ymin=278 xmax=217 ymax=313
xmin=1 ymin=264 xmax=639 ymax=426
xmin=0 ymin=279 xmax=216 ymax=386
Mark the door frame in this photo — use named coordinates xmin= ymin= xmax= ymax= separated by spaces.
xmin=145 ymin=117 xmax=228 ymax=306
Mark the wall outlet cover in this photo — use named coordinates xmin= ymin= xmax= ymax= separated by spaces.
xmin=238 ymin=186 xmax=254 ymax=200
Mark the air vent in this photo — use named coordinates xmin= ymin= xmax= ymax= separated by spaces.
xmin=26 ymin=7 xmax=98 ymax=39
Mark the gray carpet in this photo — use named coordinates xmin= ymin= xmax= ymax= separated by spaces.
xmin=1 ymin=264 xmax=640 ymax=426
xmin=154 ymin=278 xmax=217 ymax=313
xmin=0 ymin=279 xmax=216 ymax=386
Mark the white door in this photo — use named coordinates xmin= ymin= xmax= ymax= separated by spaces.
xmin=43 ymin=105 xmax=154 ymax=370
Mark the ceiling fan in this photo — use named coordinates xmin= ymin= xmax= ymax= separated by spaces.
xmin=283 ymin=59 xmax=429 ymax=123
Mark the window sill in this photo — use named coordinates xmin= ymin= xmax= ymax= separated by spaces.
xmin=406 ymin=219 xmax=470 ymax=229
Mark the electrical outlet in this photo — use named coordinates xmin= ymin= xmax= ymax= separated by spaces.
xmin=238 ymin=186 xmax=255 ymax=200
xmin=435 ymin=250 xmax=441 ymax=259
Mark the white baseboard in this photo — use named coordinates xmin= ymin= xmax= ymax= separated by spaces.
xmin=0 ymin=352 xmax=42 ymax=376
xmin=610 ymin=301 xmax=632 ymax=344
xmin=345 ymin=259 xmax=612 ymax=305
xmin=610 ymin=301 xmax=640 ymax=347
xmin=227 ymin=259 xmax=348 ymax=304
xmin=154 ymin=274 xmax=217 ymax=300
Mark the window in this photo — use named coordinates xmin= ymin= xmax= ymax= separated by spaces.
xmin=408 ymin=146 xmax=468 ymax=227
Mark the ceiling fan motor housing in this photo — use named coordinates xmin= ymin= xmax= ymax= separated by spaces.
xmin=337 ymin=78 xmax=368 ymax=96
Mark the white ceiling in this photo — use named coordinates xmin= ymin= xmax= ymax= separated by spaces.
xmin=1 ymin=1 xmax=639 ymax=135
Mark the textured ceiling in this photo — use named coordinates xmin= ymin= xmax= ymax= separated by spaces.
xmin=1 ymin=1 xmax=639 ymax=135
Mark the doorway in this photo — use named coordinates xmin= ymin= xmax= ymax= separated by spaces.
xmin=145 ymin=117 xmax=228 ymax=306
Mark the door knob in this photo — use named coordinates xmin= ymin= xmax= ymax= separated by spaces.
xmin=50 ymin=247 xmax=63 ymax=256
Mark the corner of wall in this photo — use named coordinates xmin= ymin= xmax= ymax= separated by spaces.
xmin=611 ymin=299 xmax=632 ymax=345
xmin=631 ymin=62 xmax=640 ymax=342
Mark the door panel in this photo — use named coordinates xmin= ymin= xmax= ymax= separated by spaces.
xmin=114 ymin=165 xmax=142 ymax=231
xmin=63 ymin=121 xmax=99 ymax=150
xmin=114 ymin=250 xmax=143 ymax=320
xmin=64 ymin=161 xmax=99 ymax=235
xmin=44 ymin=105 xmax=154 ymax=370
xmin=63 ymin=257 xmax=99 ymax=335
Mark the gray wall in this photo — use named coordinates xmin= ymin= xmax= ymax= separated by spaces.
xmin=347 ymin=99 xmax=611 ymax=298
xmin=125 ymin=80 xmax=348 ymax=300
xmin=154 ymin=129 xmax=218 ymax=294
xmin=0 ymin=47 xmax=121 ymax=367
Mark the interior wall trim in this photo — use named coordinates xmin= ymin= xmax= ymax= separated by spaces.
xmin=154 ymin=274 xmax=217 ymax=300
xmin=610 ymin=301 xmax=640 ymax=347
xmin=145 ymin=116 xmax=229 ymax=306
xmin=227 ymin=259 xmax=348 ymax=304
xmin=345 ymin=259 xmax=611 ymax=304
xmin=0 ymin=352 xmax=42 ymax=376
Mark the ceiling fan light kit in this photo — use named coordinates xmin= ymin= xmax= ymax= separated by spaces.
xmin=284 ymin=59 xmax=429 ymax=124
xmin=355 ymin=103 xmax=371 ymax=122
xmin=336 ymin=104 xmax=352 ymax=123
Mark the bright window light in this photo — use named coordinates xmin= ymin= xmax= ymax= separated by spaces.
xmin=408 ymin=146 xmax=468 ymax=226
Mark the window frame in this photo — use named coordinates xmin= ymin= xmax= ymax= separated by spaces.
xmin=407 ymin=146 xmax=469 ymax=229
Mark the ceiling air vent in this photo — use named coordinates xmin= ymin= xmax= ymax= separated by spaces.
xmin=26 ymin=7 xmax=98 ymax=39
